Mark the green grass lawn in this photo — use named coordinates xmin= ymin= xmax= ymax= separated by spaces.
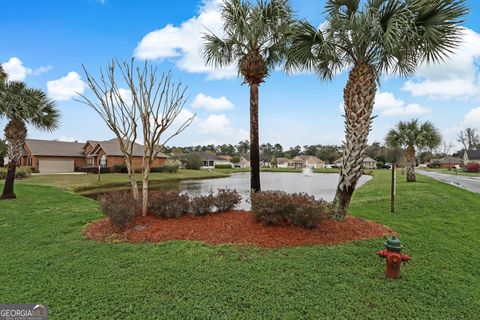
xmin=422 ymin=167 xmax=480 ymax=177
xmin=1 ymin=171 xmax=479 ymax=319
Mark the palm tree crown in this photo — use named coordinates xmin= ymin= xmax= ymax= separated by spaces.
xmin=0 ymin=81 xmax=59 ymax=131
xmin=386 ymin=119 xmax=441 ymax=150
xmin=287 ymin=0 xmax=468 ymax=79
xmin=203 ymin=0 xmax=292 ymax=84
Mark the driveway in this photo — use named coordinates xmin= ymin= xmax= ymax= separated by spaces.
xmin=417 ymin=170 xmax=480 ymax=193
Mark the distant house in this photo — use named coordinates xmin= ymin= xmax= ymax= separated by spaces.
xmin=184 ymin=151 xmax=232 ymax=168
xmin=85 ymin=139 xmax=168 ymax=170
xmin=276 ymin=157 xmax=290 ymax=168
xmin=334 ymin=156 xmax=377 ymax=169
xmin=297 ymin=155 xmax=325 ymax=169
xmin=237 ymin=156 xmax=250 ymax=168
xmin=20 ymin=138 xmax=168 ymax=173
xmin=463 ymin=150 xmax=480 ymax=165
xmin=430 ymin=156 xmax=463 ymax=169
xmin=21 ymin=139 xmax=87 ymax=173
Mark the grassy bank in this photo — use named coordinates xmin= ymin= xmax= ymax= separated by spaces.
xmin=1 ymin=171 xmax=479 ymax=318
xmin=18 ymin=169 xmax=229 ymax=193
xmin=422 ymin=167 xmax=480 ymax=177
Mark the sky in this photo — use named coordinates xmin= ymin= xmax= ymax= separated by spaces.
xmin=1 ymin=0 xmax=480 ymax=150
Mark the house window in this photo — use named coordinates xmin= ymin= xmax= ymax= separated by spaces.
xmin=27 ymin=157 xmax=32 ymax=167
xmin=87 ymin=157 xmax=94 ymax=167
xmin=100 ymin=155 xmax=107 ymax=167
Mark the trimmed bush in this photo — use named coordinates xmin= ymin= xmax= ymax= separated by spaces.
xmin=99 ymin=191 xmax=137 ymax=230
xmin=0 ymin=166 xmax=32 ymax=180
xmin=185 ymin=154 xmax=203 ymax=170
xmin=112 ymin=164 xmax=128 ymax=173
xmin=148 ymin=190 xmax=189 ymax=218
xmin=214 ymin=188 xmax=241 ymax=212
xmin=466 ymin=163 xmax=480 ymax=172
xmin=151 ymin=162 xmax=180 ymax=173
xmin=251 ymin=191 xmax=326 ymax=229
xmin=78 ymin=166 xmax=111 ymax=174
xmin=190 ymin=193 xmax=216 ymax=216
xmin=214 ymin=164 xmax=233 ymax=169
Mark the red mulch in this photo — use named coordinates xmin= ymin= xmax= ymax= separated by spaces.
xmin=84 ymin=211 xmax=394 ymax=248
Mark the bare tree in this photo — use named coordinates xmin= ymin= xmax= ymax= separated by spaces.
xmin=458 ymin=128 xmax=480 ymax=151
xmin=77 ymin=60 xmax=140 ymax=200
xmin=78 ymin=60 xmax=194 ymax=216
xmin=122 ymin=62 xmax=193 ymax=216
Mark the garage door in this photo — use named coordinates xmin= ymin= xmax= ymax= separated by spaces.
xmin=39 ymin=159 xmax=74 ymax=173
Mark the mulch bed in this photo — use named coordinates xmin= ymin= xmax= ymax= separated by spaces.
xmin=84 ymin=211 xmax=394 ymax=248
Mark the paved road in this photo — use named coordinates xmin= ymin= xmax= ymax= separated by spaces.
xmin=417 ymin=170 xmax=480 ymax=193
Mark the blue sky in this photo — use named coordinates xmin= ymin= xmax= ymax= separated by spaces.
xmin=1 ymin=0 xmax=480 ymax=150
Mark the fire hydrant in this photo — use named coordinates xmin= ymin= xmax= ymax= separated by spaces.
xmin=377 ymin=236 xmax=411 ymax=279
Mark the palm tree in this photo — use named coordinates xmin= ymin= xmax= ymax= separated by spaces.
xmin=386 ymin=119 xmax=441 ymax=182
xmin=0 ymin=81 xmax=59 ymax=199
xmin=202 ymin=0 xmax=292 ymax=192
xmin=287 ymin=0 xmax=467 ymax=220
xmin=0 ymin=65 xmax=6 ymax=83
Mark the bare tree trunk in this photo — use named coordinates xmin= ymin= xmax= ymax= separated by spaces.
xmin=2 ymin=119 xmax=27 ymax=200
xmin=124 ymin=158 xmax=139 ymax=201
xmin=332 ymin=62 xmax=377 ymax=220
xmin=406 ymin=145 xmax=416 ymax=182
xmin=141 ymin=168 xmax=150 ymax=217
xmin=250 ymin=83 xmax=261 ymax=193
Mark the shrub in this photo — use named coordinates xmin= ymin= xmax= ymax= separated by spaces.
xmin=466 ymin=163 xmax=480 ymax=173
xmin=99 ymin=191 xmax=137 ymax=230
xmin=78 ymin=166 xmax=111 ymax=174
xmin=148 ymin=190 xmax=190 ymax=218
xmin=151 ymin=162 xmax=180 ymax=173
xmin=214 ymin=188 xmax=241 ymax=212
xmin=214 ymin=164 xmax=233 ymax=169
xmin=0 ymin=167 xmax=32 ymax=180
xmin=251 ymin=191 xmax=326 ymax=229
xmin=112 ymin=164 xmax=128 ymax=173
xmin=185 ymin=154 xmax=203 ymax=170
xmin=190 ymin=193 xmax=216 ymax=216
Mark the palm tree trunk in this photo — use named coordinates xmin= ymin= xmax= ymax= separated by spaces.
xmin=2 ymin=119 xmax=27 ymax=200
xmin=406 ymin=145 xmax=416 ymax=182
xmin=250 ymin=83 xmax=261 ymax=192
xmin=332 ymin=62 xmax=377 ymax=220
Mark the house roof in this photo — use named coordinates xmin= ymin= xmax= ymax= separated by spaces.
xmin=431 ymin=156 xmax=463 ymax=164
xmin=276 ymin=157 xmax=289 ymax=164
xmin=298 ymin=155 xmax=324 ymax=163
xmin=218 ymin=155 xmax=233 ymax=161
xmin=465 ymin=149 xmax=480 ymax=160
xmin=90 ymin=139 xmax=168 ymax=158
xmin=24 ymin=139 xmax=85 ymax=157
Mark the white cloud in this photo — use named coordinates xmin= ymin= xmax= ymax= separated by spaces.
xmin=374 ymin=91 xmax=431 ymax=116
xmin=47 ymin=72 xmax=86 ymax=101
xmin=198 ymin=114 xmax=233 ymax=135
xmin=134 ymin=0 xmax=237 ymax=80
xmin=2 ymin=57 xmax=52 ymax=81
xmin=462 ymin=107 xmax=480 ymax=128
xmin=192 ymin=93 xmax=234 ymax=112
xmin=3 ymin=57 xmax=32 ymax=81
xmin=238 ymin=128 xmax=249 ymax=141
xmin=402 ymin=28 xmax=480 ymax=100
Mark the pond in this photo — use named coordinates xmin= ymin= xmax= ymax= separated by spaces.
xmin=87 ymin=172 xmax=372 ymax=210
xmin=178 ymin=172 xmax=371 ymax=210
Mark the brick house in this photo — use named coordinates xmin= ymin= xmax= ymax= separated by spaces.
xmin=21 ymin=138 xmax=168 ymax=173
xmin=430 ymin=156 xmax=463 ymax=169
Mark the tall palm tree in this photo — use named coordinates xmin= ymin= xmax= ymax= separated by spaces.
xmin=386 ymin=119 xmax=441 ymax=182
xmin=287 ymin=0 xmax=467 ymax=220
xmin=0 ymin=81 xmax=59 ymax=199
xmin=202 ymin=0 xmax=292 ymax=192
